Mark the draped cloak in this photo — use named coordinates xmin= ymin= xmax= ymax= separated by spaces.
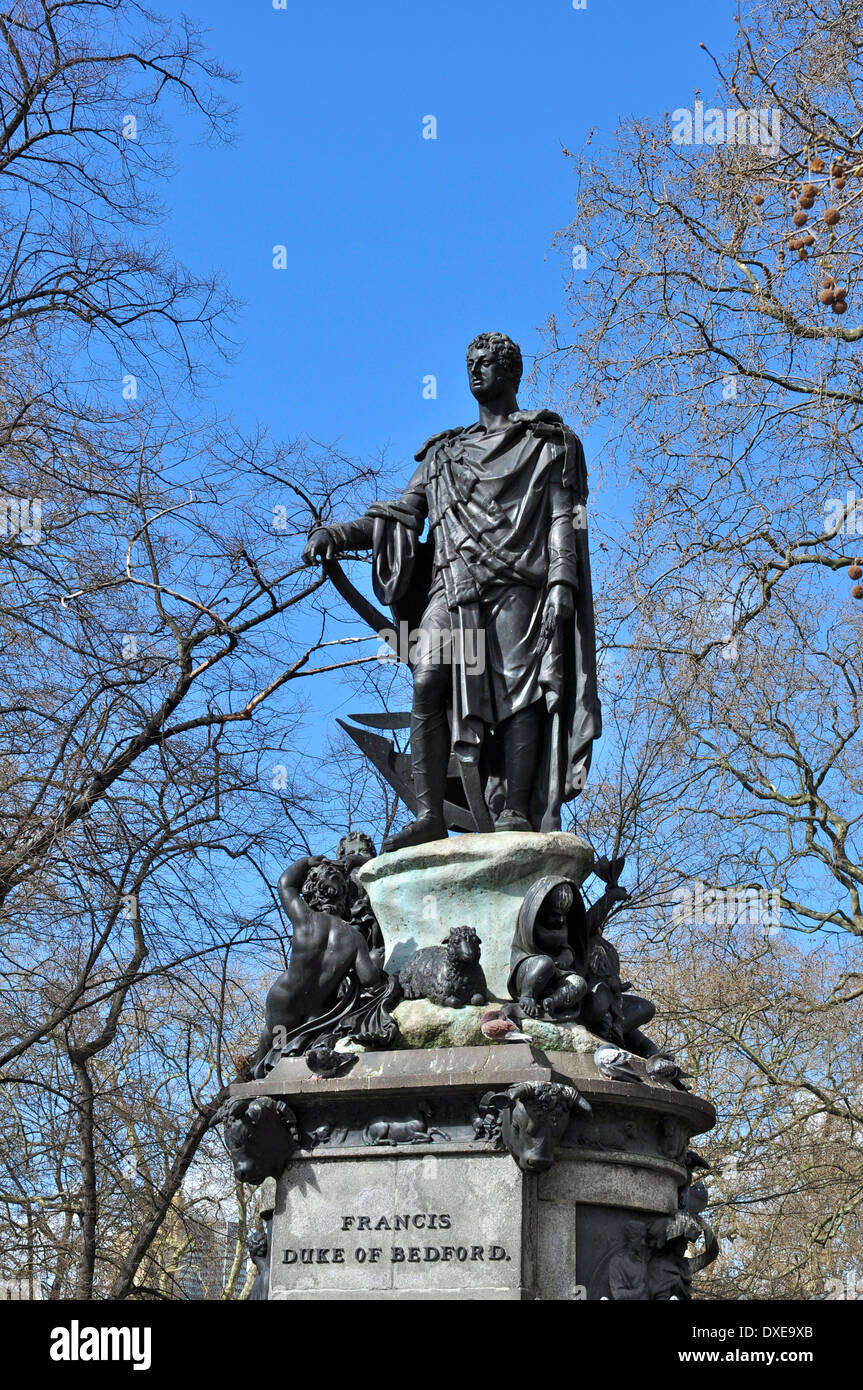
xmin=508 ymin=874 xmax=590 ymax=1000
xmin=335 ymin=410 xmax=602 ymax=831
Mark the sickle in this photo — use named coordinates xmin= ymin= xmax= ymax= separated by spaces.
xmin=322 ymin=556 xmax=400 ymax=657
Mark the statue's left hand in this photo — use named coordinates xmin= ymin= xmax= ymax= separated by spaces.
xmin=540 ymin=584 xmax=574 ymax=645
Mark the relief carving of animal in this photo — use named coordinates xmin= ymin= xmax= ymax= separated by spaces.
xmin=363 ymin=1100 xmax=449 ymax=1146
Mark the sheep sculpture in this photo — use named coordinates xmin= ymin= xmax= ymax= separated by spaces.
xmin=397 ymin=925 xmax=488 ymax=1009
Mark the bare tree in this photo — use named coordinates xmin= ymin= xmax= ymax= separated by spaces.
xmin=536 ymin=0 xmax=863 ymax=1295
xmin=0 ymin=2 xmax=389 ymax=1299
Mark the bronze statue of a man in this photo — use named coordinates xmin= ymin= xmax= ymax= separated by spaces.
xmin=303 ymin=332 xmax=601 ymax=853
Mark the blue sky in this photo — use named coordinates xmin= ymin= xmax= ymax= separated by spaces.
xmin=147 ymin=0 xmax=740 ymax=820
xmin=160 ymin=0 xmax=735 ymax=461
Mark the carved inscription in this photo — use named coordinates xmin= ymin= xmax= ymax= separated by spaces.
xmin=282 ymin=1210 xmax=511 ymax=1266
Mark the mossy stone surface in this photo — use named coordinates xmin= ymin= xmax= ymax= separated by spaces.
xmin=392 ymin=998 xmax=598 ymax=1054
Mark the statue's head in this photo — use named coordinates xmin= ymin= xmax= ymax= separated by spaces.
xmin=622 ymin=1219 xmax=645 ymax=1249
xmin=336 ymin=831 xmax=375 ymax=863
xmin=542 ymin=880 xmax=575 ymax=932
xmin=220 ymin=1097 xmax=299 ymax=1186
xmin=466 ymin=332 xmax=522 ymax=403
xmin=302 ymin=861 xmax=348 ymax=916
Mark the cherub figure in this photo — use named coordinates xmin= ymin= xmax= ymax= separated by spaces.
xmin=335 ymin=830 xmax=385 ymax=967
xmin=252 ymin=855 xmax=385 ymax=1074
xmin=508 ymin=876 xmax=612 ymax=1021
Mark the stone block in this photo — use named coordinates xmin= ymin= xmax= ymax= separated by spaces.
xmin=270 ymin=1151 xmax=526 ymax=1300
xmin=358 ymin=830 xmax=593 ymax=999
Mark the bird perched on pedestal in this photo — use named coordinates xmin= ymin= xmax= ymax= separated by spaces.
xmin=594 ymin=1044 xmax=644 ymax=1083
xmin=645 ymin=1051 xmax=693 ymax=1091
xmin=304 ymin=1044 xmax=357 ymax=1080
xmin=480 ymin=1008 xmax=531 ymax=1043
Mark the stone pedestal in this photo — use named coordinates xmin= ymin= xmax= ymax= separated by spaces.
xmin=230 ymin=1043 xmax=715 ymax=1301
xmin=357 ymin=831 xmax=594 ymax=999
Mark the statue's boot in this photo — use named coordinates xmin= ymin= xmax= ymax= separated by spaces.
xmin=382 ymin=813 xmax=447 ymax=854
xmin=382 ymin=703 xmax=448 ymax=854
xmin=496 ymin=705 xmax=542 ymax=832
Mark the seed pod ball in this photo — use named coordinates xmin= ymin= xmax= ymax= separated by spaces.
xmin=809 ymin=156 xmax=825 ymax=172
xmin=834 ymin=176 xmax=847 ymax=190
xmin=849 ymin=565 xmax=863 ymax=579
xmin=800 ymin=197 xmax=815 ymax=210
xmin=831 ymin=162 xmax=846 ymax=177
xmin=753 ymin=193 xmax=765 ymax=206
xmin=819 ymin=288 xmax=835 ymax=304
xmin=823 ymin=207 xmax=842 ymax=226
xmin=803 ymin=234 xmax=816 ymax=246
xmin=793 ymin=210 xmax=808 ymax=226
xmin=823 ymin=275 xmax=836 ymax=287
xmin=852 ymin=584 xmax=863 ymax=598
xmin=798 ymin=248 xmax=809 ymax=260
xmin=832 ymin=300 xmax=848 ymax=313
xmin=833 ymin=286 xmax=847 ymax=301
xmin=802 ymin=183 xmax=818 ymax=199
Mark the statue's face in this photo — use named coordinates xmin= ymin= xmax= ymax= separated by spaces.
xmin=304 ymin=869 xmax=348 ymax=916
xmin=535 ymin=909 xmax=568 ymax=952
xmin=467 ymin=348 xmax=513 ymax=404
xmin=338 ymin=832 xmax=374 ymax=862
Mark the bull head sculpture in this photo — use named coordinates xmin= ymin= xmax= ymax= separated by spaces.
xmin=479 ymin=1081 xmax=591 ymax=1173
xmin=217 ymin=1095 xmax=300 ymax=1186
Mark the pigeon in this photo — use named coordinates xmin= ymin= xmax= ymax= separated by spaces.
xmin=594 ymin=1044 xmax=644 ymax=1083
xmin=304 ymin=1045 xmax=357 ymax=1080
xmin=645 ymin=1051 xmax=693 ymax=1091
xmin=480 ymin=1008 xmax=531 ymax=1043
xmin=685 ymin=1149 xmax=711 ymax=1177
xmin=680 ymin=1180 xmax=709 ymax=1216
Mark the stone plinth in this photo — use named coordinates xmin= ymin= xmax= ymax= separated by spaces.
xmin=232 ymin=1043 xmax=716 ymax=1301
xmin=357 ymin=831 xmax=593 ymax=1000
xmin=270 ymin=1151 xmax=525 ymax=1300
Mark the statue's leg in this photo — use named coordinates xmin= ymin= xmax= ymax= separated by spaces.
xmin=621 ymin=995 xmax=660 ymax=1057
xmin=514 ymin=954 xmax=557 ymax=1016
xmin=580 ymin=979 xmax=614 ymax=1026
xmin=497 ymin=703 xmax=543 ymax=830
xmin=382 ymin=620 xmax=451 ymax=853
xmin=621 ymin=994 xmax=656 ymax=1033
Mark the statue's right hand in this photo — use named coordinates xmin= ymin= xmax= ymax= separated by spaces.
xmin=302 ymin=527 xmax=338 ymax=565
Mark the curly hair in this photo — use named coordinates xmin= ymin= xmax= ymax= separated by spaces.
xmin=302 ymin=862 xmax=348 ymax=913
xmin=509 ymin=1081 xmax=577 ymax=1120
xmin=466 ymin=332 xmax=523 ymax=389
